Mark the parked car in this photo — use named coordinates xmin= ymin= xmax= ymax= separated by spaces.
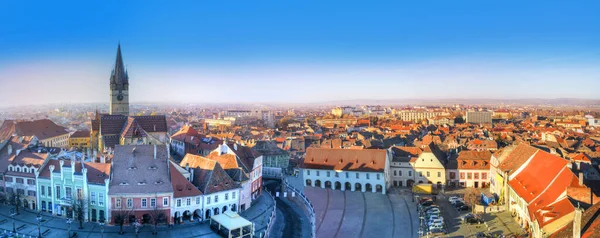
xmin=429 ymin=224 xmax=444 ymax=230
xmin=457 ymin=205 xmax=470 ymax=211
xmin=420 ymin=200 xmax=434 ymax=207
xmin=424 ymin=205 xmax=439 ymax=212
xmin=450 ymin=198 xmax=464 ymax=205
xmin=453 ymin=201 xmax=465 ymax=207
xmin=426 ymin=208 xmax=441 ymax=215
xmin=419 ymin=197 xmax=432 ymax=204
xmin=448 ymin=196 xmax=461 ymax=203
xmin=463 ymin=214 xmax=484 ymax=224
xmin=427 ymin=214 xmax=443 ymax=221
xmin=428 ymin=228 xmax=446 ymax=236
xmin=428 ymin=219 xmax=444 ymax=227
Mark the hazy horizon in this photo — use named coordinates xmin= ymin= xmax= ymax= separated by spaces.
xmin=1 ymin=1 xmax=599 ymax=108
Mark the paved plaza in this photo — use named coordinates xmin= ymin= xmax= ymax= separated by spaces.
xmin=305 ymin=187 xmax=419 ymax=238
xmin=0 ymin=193 xmax=274 ymax=238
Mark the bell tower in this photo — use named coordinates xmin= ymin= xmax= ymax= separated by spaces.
xmin=109 ymin=44 xmax=130 ymax=116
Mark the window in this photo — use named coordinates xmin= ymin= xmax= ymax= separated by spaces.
xmin=56 ymin=186 xmax=61 ymax=199
xmin=5 ymin=177 xmax=12 ymax=182
xmin=77 ymin=188 xmax=83 ymax=199
xmin=6 ymin=187 xmax=13 ymax=194
xmin=307 ymin=170 xmax=310 ymax=176
xmin=116 ymin=198 xmax=122 ymax=208
xmin=408 ymin=171 xmax=412 ymax=177
xmin=426 ymin=171 xmax=430 ymax=177
xmin=356 ymin=173 xmax=359 ymax=179
xmin=481 ymin=173 xmax=487 ymax=180
xmin=91 ymin=192 xmax=96 ymax=205
xmin=394 ymin=171 xmax=397 ymax=176
xmin=225 ymin=193 xmax=229 ymax=200
xmin=335 ymin=172 xmax=339 ymax=178
xmin=27 ymin=190 xmax=36 ymax=196
xmin=366 ymin=174 xmax=370 ymax=179
xmin=450 ymin=172 xmax=456 ymax=179
xmin=474 ymin=173 xmax=479 ymax=180
xmin=16 ymin=178 xmax=23 ymax=184
xmin=460 ymin=172 xmax=465 ymax=179
xmin=399 ymin=170 xmax=403 ymax=176
xmin=48 ymin=186 xmax=52 ymax=197
xmin=376 ymin=174 xmax=380 ymax=180
xmin=207 ymin=196 xmax=211 ymax=204
xmin=65 ymin=187 xmax=72 ymax=199
xmin=345 ymin=172 xmax=349 ymax=179
xmin=99 ymin=193 xmax=104 ymax=206
xmin=186 ymin=198 xmax=191 ymax=206
xmin=142 ymin=198 xmax=147 ymax=208
xmin=150 ymin=198 xmax=156 ymax=208
xmin=215 ymin=195 xmax=219 ymax=203
xmin=467 ymin=173 xmax=472 ymax=179
xmin=127 ymin=198 xmax=133 ymax=208
xmin=41 ymin=186 xmax=45 ymax=196
xmin=316 ymin=171 xmax=320 ymax=176
xmin=196 ymin=197 xmax=201 ymax=205
xmin=327 ymin=171 xmax=330 ymax=177
xmin=17 ymin=189 xmax=25 ymax=195
xmin=232 ymin=192 xmax=236 ymax=199
xmin=163 ymin=197 xmax=168 ymax=206
xmin=176 ymin=199 xmax=181 ymax=207
xmin=27 ymin=179 xmax=35 ymax=185
xmin=419 ymin=172 xmax=423 ymax=177
xmin=437 ymin=172 xmax=441 ymax=178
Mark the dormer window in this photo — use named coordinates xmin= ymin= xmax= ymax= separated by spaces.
xmin=137 ymin=181 xmax=147 ymax=185
xmin=148 ymin=166 xmax=157 ymax=170
xmin=127 ymin=166 xmax=137 ymax=170
xmin=119 ymin=182 xmax=129 ymax=186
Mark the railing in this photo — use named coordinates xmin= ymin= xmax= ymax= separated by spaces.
xmin=262 ymin=188 xmax=277 ymax=238
xmin=282 ymin=179 xmax=316 ymax=238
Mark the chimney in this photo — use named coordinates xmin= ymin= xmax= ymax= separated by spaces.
xmin=154 ymin=145 xmax=157 ymax=159
xmin=185 ymin=163 xmax=189 ymax=171
xmin=573 ymin=205 xmax=584 ymax=238
xmin=579 ymin=172 xmax=584 ymax=186
xmin=7 ymin=144 xmax=12 ymax=155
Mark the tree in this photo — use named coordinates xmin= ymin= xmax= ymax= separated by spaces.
xmin=73 ymin=196 xmax=88 ymax=229
xmin=10 ymin=192 xmax=22 ymax=215
xmin=149 ymin=194 xmax=166 ymax=235
xmin=464 ymin=188 xmax=481 ymax=207
xmin=113 ymin=197 xmax=132 ymax=235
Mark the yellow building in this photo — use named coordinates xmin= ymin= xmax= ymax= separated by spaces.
xmin=69 ymin=130 xmax=91 ymax=149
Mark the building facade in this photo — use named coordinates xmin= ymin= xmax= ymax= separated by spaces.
xmin=302 ymin=148 xmax=390 ymax=194
xmin=466 ymin=111 xmax=493 ymax=124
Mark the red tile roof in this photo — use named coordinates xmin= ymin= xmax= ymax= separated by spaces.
xmin=497 ymin=143 xmax=539 ymax=175
xmin=170 ymin=164 xmax=202 ymax=198
xmin=15 ymin=119 xmax=68 ymax=140
xmin=303 ymin=147 xmax=387 ymax=172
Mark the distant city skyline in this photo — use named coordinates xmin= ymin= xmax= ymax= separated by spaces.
xmin=1 ymin=1 xmax=599 ymax=107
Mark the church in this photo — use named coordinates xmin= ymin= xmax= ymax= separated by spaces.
xmin=91 ymin=45 xmax=169 ymax=153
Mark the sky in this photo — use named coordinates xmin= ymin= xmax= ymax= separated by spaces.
xmin=0 ymin=1 xmax=599 ymax=107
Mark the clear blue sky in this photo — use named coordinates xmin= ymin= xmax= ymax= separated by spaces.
xmin=1 ymin=1 xmax=599 ymax=106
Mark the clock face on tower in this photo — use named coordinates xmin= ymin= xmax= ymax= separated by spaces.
xmin=117 ymin=93 xmax=124 ymax=101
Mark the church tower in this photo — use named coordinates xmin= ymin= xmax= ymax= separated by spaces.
xmin=109 ymin=44 xmax=130 ymax=116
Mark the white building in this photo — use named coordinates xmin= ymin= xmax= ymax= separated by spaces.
xmin=302 ymin=148 xmax=389 ymax=194
xmin=389 ymin=146 xmax=422 ymax=187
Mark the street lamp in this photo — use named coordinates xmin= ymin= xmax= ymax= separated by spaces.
xmin=36 ymin=213 xmax=42 ymax=238
xmin=66 ymin=218 xmax=73 ymax=238
xmin=10 ymin=208 xmax=16 ymax=233
xmin=99 ymin=222 xmax=105 ymax=238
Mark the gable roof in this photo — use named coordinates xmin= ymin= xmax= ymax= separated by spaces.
xmin=170 ymin=164 xmax=202 ymax=198
xmin=14 ymin=119 xmax=68 ymax=140
xmin=180 ymin=154 xmax=239 ymax=194
xmin=498 ymin=143 xmax=539 ymax=175
xmin=108 ymin=145 xmax=173 ymax=195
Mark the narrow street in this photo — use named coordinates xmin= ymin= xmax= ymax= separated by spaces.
xmin=265 ymin=179 xmax=311 ymax=238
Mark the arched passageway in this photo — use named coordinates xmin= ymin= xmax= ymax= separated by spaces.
xmin=334 ymin=181 xmax=341 ymax=190
xmin=306 ymin=179 xmax=312 ymax=186
xmin=355 ymin=183 xmax=362 ymax=191
xmin=325 ymin=181 xmax=332 ymax=189
xmin=345 ymin=182 xmax=352 ymax=190
xmin=365 ymin=183 xmax=373 ymax=192
xmin=315 ymin=180 xmax=322 ymax=187
xmin=376 ymin=184 xmax=383 ymax=193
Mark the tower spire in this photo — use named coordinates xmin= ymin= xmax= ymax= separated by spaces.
xmin=111 ymin=44 xmax=129 ymax=88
